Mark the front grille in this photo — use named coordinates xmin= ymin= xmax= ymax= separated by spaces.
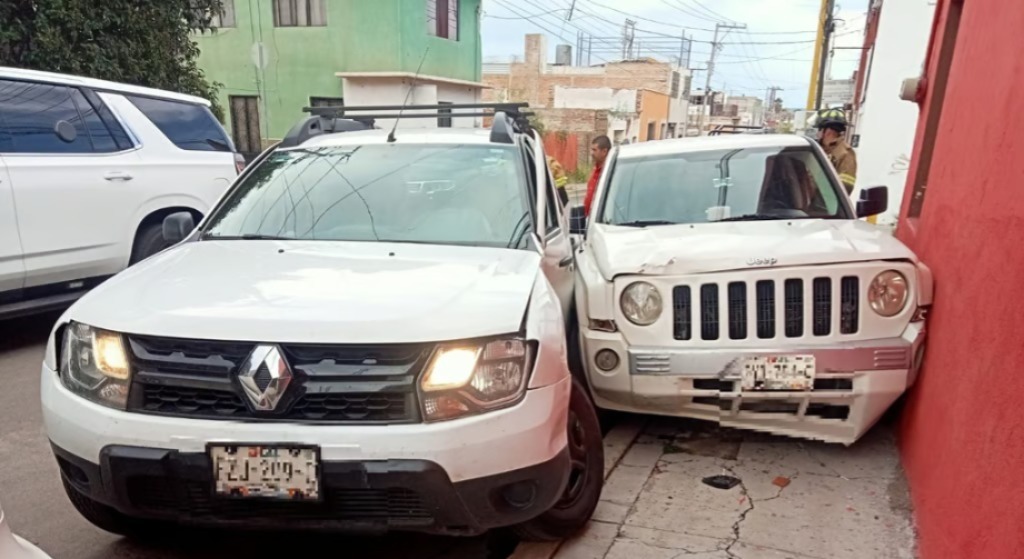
xmin=700 ymin=284 xmax=720 ymax=340
xmin=671 ymin=274 xmax=865 ymax=342
xmin=127 ymin=336 xmax=428 ymax=423
xmin=672 ymin=286 xmax=692 ymax=340
xmin=813 ymin=278 xmax=832 ymax=336
xmin=126 ymin=476 xmax=431 ymax=521
xmin=756 ymin=280 xmax=775 ymax=339
xmin=727 ymin=282 xmax=747 ymax=340
xmin=840 ymin=277 xmax=860 ymax=334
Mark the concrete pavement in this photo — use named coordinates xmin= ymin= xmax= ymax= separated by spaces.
xmin=513 ymin=418 xmax=916 ymax=559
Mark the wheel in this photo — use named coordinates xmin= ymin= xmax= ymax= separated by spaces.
xmin=130 ymin=222 xmax=172 ymax=264
xmin=514 ymin=378 xmax=604 ymax=541
xmin=61 ymin=475 xmax=160 ymax=539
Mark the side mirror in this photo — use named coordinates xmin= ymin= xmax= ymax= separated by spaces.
xmin=569 ymin=205 xmax=587 ymax=235
xmin=162 ymin=212 xmax=196 ymax=244
xmin=856 ymin=186 xmax=888 ymax=218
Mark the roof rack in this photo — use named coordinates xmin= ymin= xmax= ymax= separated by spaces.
xmin=279 ymin=102 xmax=533 ymax=148
xmin=708 ymin=124 xmax=767 ymax=136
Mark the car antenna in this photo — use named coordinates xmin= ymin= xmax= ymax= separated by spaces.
xmin=387 ymin=47 xmax=430 ymax=143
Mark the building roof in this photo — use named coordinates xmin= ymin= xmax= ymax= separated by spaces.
xmin=0 ymin=66 xmax=211 ymax=105
xmin=617 ymin=134 xmax=812 ymax=159
xmin=335 ymin=72 xmax=490 ymax=89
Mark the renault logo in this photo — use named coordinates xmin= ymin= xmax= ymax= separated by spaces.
xmin=239 ymin=345 xmax=293 ymax=411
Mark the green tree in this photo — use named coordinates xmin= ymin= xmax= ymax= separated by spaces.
xmin=0 ymin=0 xmax=225 ymax=119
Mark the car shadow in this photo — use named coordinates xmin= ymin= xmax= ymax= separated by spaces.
xmin=82 ymin=528 xmax=519 ymax=559
xmin=0 ymin=311 xmax=61 ymax=353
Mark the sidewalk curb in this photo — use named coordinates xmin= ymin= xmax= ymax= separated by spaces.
xmin=507 ymin=416 xmax=647 ymax=559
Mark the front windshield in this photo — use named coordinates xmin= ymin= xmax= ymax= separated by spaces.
xmin=599 ymin=146 xmax=848 ymax=225
xmin=203 ymin=144 xmax=531 ymax=248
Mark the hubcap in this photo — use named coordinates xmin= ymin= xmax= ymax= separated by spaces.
xmin=555 ymin=409 xmax=590 ymax=509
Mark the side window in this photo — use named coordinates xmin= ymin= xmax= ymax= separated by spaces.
xmin=127 ymin=95 xmax=234 ymax=152
xmin=68 ymin=90 xmax=120 ymax=153
xmin=0 ymin=79 xmax=93 ymax=154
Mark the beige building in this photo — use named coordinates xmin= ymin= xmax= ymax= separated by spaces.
xmin=483 ymin=34 xmax=691 ymax=168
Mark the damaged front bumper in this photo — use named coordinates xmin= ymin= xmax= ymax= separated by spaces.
xmin=582 ymin=322 xmax=926 ymax=445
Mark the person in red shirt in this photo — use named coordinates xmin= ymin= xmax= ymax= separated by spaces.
xmin=583 ymin=135 xmax=611 ymax=216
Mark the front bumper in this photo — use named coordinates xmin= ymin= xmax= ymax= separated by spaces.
xmin=52 ymin=443 xmax=569 ymax=536
xmin=42 ymin=365 xmax=572 ymax=534
xmin=582 ymin=322 xmax=926 ymax=444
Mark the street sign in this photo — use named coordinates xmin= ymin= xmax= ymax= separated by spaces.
xmin=822 ymin=79 xmax=855 ymax=107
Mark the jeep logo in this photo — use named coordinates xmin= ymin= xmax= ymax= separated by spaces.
xmin=747 ymin=257 xmax=778 ymax=267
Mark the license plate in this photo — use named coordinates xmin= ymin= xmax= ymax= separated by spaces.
xmin=209 ymin=445 xmax=321 ymax=500
xmin=741 ymin=355 xmax=816 ymax=391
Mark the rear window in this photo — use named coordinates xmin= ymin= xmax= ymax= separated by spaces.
xmin=127 ymin=95 xmax=233 ymax=152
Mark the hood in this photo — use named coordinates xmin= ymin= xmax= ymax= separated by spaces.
xmin=590 ymin=219 xmax=917 ymax=279
xmin=69 ymin=241 xmax=540 ymax=343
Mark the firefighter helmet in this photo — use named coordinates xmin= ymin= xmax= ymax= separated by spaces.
xmin=815 ymin=108 xmax=849 ymax=131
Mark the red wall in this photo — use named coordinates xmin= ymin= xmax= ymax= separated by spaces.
xmin=543 ymin=132 xmax=580 ymax=173
xmin=896 ymin=0 xmax=1024 ymax=557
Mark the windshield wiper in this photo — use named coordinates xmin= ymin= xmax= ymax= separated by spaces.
xmin=204 ymin=233 xmax=297 ymax=240
xmin=615 ymin=220 xmax=679 ymax=227
xmin=715 ymin=214 xmax=784 ymax=222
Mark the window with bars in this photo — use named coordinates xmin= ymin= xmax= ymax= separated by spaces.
xmin=273 ymin=0 xmax=327 ymax=27
xmin=427 ymin=0 xmax=459 ymax=40
xmin=211 ymin=0 xmax=236 ymax=28
xmin=437 ymin=101 xmax=453 ymax=128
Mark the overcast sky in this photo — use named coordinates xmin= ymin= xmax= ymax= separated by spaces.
xmin=480 ymin=0 xmax=869 ymax=108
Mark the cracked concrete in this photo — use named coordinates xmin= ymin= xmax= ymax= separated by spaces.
xmin=514 ymin=417 xmax=916 ymax=559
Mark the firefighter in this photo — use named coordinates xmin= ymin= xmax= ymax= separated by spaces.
xmin=547 ymin=155 xmax=570 ymax=205
xmin=815 ymin=108 xmax=857 ymax=195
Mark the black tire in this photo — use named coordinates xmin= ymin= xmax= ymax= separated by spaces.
xmin=130 ymin=222 xmax=172 ymax=264
xmin=513 ymin=378 xmax=604 ymax=542
xmin=61 ymin=476 xmax=158 ymax=538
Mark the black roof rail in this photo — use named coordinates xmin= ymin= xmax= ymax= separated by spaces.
xmin=708 ymin=124 xmax=766 ymax=136
xmin=280 ymin=102 xmax=533 ymax=147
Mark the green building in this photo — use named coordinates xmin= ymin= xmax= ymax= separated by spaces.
xmin=195 ymin=0 xmax=484 ymax=156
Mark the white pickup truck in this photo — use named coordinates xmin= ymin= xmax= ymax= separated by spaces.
xmin=572 ymin=134 xmax=932 ymax=444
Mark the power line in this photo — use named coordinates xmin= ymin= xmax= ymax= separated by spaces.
xmin=659 ymin=0 xmax=723 ymax=24
xmin=580 ymin=0 xmax=820 ymax=35
xmin=683 ymin=0 xmax=738 ymax=23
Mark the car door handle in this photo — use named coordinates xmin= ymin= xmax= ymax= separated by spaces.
xmin=104 ymin=172 xmax=133 ymax=182
xmin=559 ymin=255 xmax=574 ymax=268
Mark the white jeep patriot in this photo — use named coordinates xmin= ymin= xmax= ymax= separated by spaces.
xmin=573 ymin=134 xmax=932 ymax=444
xmin=40 ymin=104 xmax=603 ymax=540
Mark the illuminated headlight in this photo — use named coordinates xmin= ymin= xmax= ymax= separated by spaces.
xmin=419 ymin=338 xmax=533 ymax=422
xmin=868 ymin=271 xmax=909 ymax=317
xmin=620 ymin=282 xmax=663 ymax=326
xmin=59 ymin=322 xmax=131 ymax=409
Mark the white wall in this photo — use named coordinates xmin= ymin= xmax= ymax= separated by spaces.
xmin=854 ymin=0 xmax=937 ymax=228
xmin=341 ymin=77 xmax=482 ymax=130
xmin=553 ymin=86 xmax=637 ymax=111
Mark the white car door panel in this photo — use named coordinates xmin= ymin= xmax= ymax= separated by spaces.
xmin=0 ymin=157 xmax=25 ymax=294
xmin=0 ymin=79 xmax=143 ymax=287
xmin=529 ymin=133 xmax=575 ymax=318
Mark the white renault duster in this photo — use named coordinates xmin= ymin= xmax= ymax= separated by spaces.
xmin=40 ymin=104 xmax=603 ymax=540
xmin=573 ymin=135 xmax=932 ymax=444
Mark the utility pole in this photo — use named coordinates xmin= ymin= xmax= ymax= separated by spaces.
xmin=567 ymin=0 xmax=576 ymax=21
xmin=622 ymin=19 xmax=636 ymax=60
xmin=807 ymin=0 xmax=836 ymax=110
xmin=697 ymin=22 xmax=746 ymax=136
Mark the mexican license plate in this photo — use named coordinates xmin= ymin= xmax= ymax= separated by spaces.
xmin=209 ymin=445 xmax=321 ymax=500
xmin=741 ymin=355 xmax=816 ymax=391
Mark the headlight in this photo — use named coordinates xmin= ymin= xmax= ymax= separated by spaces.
xmin=59 ymin=322 xmax=132 ymax=409
xmin=620 ymin=282 xmax=663 ymax=326
xmin=419 ymin=338 xmax=532 ymax=421
xmin=868 ymin=271 xmax=909 ymax=317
